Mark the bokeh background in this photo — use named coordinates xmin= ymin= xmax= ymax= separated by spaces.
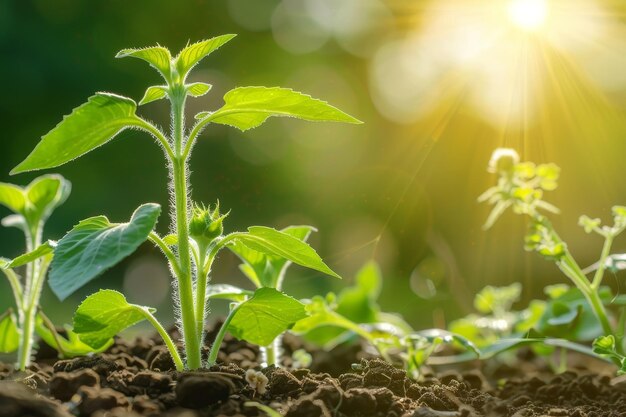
xmin=2 ymin=0 xmax=626 ymax=331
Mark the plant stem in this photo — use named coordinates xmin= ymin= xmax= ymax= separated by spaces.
xmin=17 ymin=222 xmax=43 ymax=371
xmin=38 ymin=309 xmax=66 ymax=358
xmin=591 ymin=234 xmax=614 ymax=290
xmin=170 ymin=89 xmax=201 ymax=370
xmin=136 ymin=306 xmax=184 ymax=371
xmin=194 ymin=252 xmax=216 ymax=344
xmin=207 ymin=302 xmax=243 ymax=366
xmin=558 ymin=250 xmax=613 ymax=337
xmin=260 ymin=336 xmax=282 ymax=367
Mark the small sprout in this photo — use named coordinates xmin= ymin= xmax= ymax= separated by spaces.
xmin=592 ymin=335 xmax=616 ymax=356
xmin=612 ymin=206 xmax=626 ymax=229
xmin=245 ymin=369 xmax=269 ymax=395
xmin=544 ymin=284 xmax=570 ymax=299
xmin=291 ymin=349 xmax=312 ymax=369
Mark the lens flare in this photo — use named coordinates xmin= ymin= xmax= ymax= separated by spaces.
xmin=508 ymin=0 xmax=548 ymax=30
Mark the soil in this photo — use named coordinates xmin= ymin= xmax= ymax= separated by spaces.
xmin=1 ymin=324 xmax=625 ymax=417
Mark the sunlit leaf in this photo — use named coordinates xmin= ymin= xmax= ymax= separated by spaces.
xmin=0 ymin=183 xmax=25 ymax=213
xmin=73 ymin=289 xmax=151 ymax=349
xmin=229 ymin=225 xmax=316 ymax=288
xmin=12 ymin=93 xmax=140 ymax=174
xmin=228 ymin=288 xmax=307 ymax=346
xmin=204 ymin=87 xmax=362 ymax=131
xmin=0 ymin=311 xmax=19 ymax=353
xmin=230 ymin=226 xmax=339 ymax=280
xmin=49 ymin=204 xmax=161 ymax=300
xmin=116 ymin=46 xmax=172 ymax=82
xmin=5 ymin=241 xmax=55 ymax=269
xmin=206 ymin=284 xmax=253 ymax=302
xmin=174 ymin=35 xmax=236 ymax=79
xmin=139 ymin=86 xmax=168 ymax=106
xmin=187 ymin=82 xmax=212 ymax=98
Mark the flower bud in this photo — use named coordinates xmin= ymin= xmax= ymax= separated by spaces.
xmin=189 ymin=202 xmax=227 ymax=244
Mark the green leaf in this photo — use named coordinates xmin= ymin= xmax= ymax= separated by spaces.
xmin=0 ymin=183 xmax=25 ymax=213
xmin=206 ymin=284 xmax=254 ymax=302
xmin=230 ymin=225 xmax=316 ymax=288
xmin=335 ymin=261 xmax=381 ymax=323
xmin=162 ymin=234 xmax=179 ymax=246
xmin=474 ymin=283 xmax=521 ymax=315
xmin=231 ymin=226 xmax=339 ymax=280
xmin=228 ymin=288 xmax=307 ymax=346
xmin=292 ymin=296 xmax=367 ymax=338
xmin=25 ymin=174 xmax=71 ymax=221
xmin=205 ymin=87 xmax=362 ymax=131
xmin=592 ymin=335 xmax=616 ymax=356
xmin=73 ymin=290 xmax=151 ymax=349
xmin=35 ymin=317 xmax=113 ymax=358
xmin=49 ymin=204 xmax=161 ymax=300
xmin=116 ymin=46 xmax=172 ymax=82
xmin=139 ymin=86 xmax=168 ymax=106
xmin=174 ymin=35 xmax=236 ymax=79
xmin=187 ymin=82 xmax=212 ymax=97
xmin=12 ymin=93 xmax=140 ymax=174
xmin=0 ymin=311 xmax=19 ymax=353
xmin=413 ymin=329 xmax=480 ymax=357
xmin=5 ymin=240 xmax=55 ymax=268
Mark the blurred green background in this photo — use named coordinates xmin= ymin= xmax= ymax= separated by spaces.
xmin=2 ymin=0 xmax=626 ymax=332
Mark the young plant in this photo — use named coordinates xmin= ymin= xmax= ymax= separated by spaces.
xmin=480 ymin=148 xmax=626 ymax=359
xmin=291 ymin=261 xmax=478 ymax=378
xmin=0 ymin=175 xmax=108 ymax=370
xmin=11 ymin=35 xmax=360 ymax=370
xmin=204 ymin=224 xmax=316 ymax=366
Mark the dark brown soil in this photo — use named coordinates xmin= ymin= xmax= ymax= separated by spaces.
xmin=1 ymin=325 xmax=625 ymax=417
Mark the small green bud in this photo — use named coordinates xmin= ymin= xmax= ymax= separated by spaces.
xmin=578 ymin=215 xmax=601 ymax=234
xmin=189 ymin=202 xmax=228 ymax=244
xmin=488 ymin=148 xmax=520 ymax=174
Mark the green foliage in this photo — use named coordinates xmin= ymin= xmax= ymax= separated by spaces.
xmin=11 ymin=94 xmax=140 ymax=174
xmin=592 ymin=335 xmax=626 ymax=374
xmin=0 ymin=311 xmax=19 ymax=353
xmin=116 ymin=46 xmax=173 ymax=81
xmin=73 ymin=290 xmax=151 ymax=349
xmin=228 ymin=288 xmax=307 ymax=346
xmin=480 ymin=148 xmax=626 ymax=373
xmin=49 ymin=204 xmax=161 ymax=300
xmin=199 ymin=86 xmax=362 ymax=132
xmin=231 ymin=226 xmax=340 ymax=279
xmin=174 ymin=35 xmax=236 ymax=81
xmin=35 ymin=315 xmax=113 ymax=358
xmin=12 ymin=34 xmax=359 ymax=370
xmin=229 ymin=225 xmax=315 ymax=288
xmin=139 ymin=86 xmax=168 ymax=106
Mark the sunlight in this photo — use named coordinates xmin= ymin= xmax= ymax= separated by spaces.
xmin=508 ymin=0 xmax=548 ymax=31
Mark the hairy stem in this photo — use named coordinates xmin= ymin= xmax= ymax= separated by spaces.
xmin=17 ymin=221 xmax=44 ymax=371
xmin=170 ymin=89 xmax=201 ymax=370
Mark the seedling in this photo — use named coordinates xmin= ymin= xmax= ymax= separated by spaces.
xmin=480 ymin=148 xmax=626 ymax=359
xmin=291 ymin=261 xmax=479 ymax=378
xmin=11 ymin=35 xmax=360 ymax=370
xmin=0 ymin=175 xmax=109 ymax=370
xmin=204 ymin=225 xmax=316 ymax=366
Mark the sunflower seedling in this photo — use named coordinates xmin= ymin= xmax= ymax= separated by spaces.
xmin=12 ymin=34 xmax=360 ymax=370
